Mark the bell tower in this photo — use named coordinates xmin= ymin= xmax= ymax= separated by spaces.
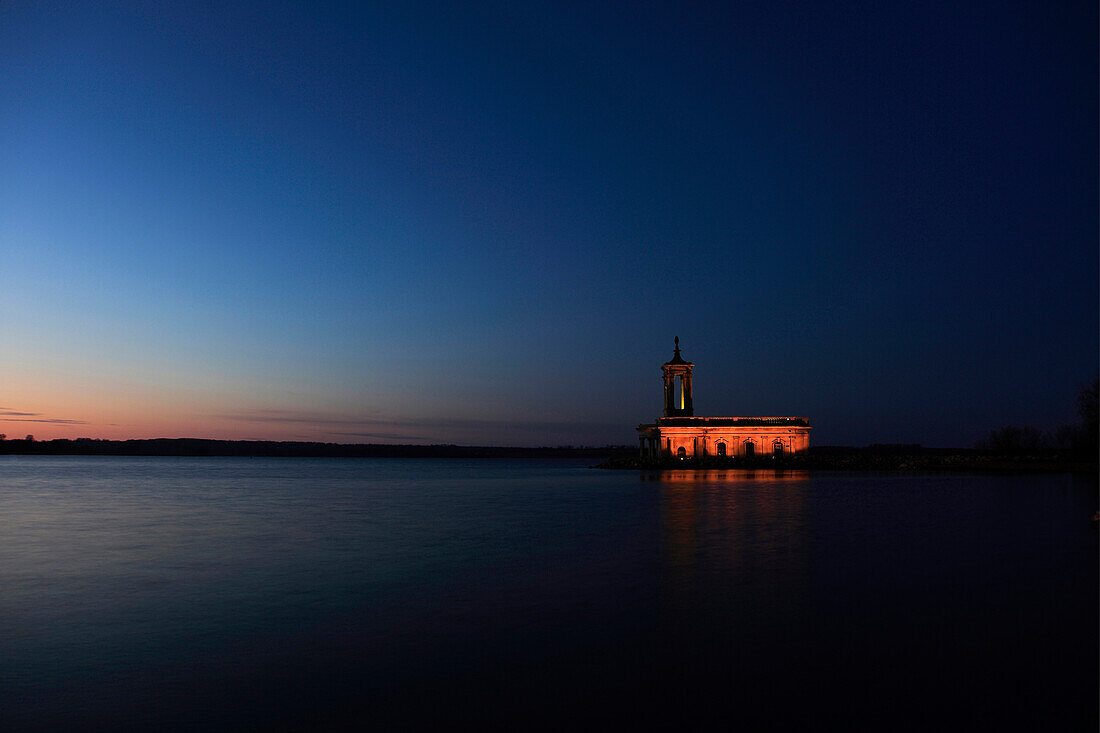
xmin=662 ymin=337 xmax=694 ymax=417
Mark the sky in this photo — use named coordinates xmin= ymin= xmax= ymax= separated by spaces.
xmin=1 ymin=0 xmax=1096 ymax=447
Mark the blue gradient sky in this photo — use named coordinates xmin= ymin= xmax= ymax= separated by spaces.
xmin=2 ymin=1 xmax=1096 ymax=446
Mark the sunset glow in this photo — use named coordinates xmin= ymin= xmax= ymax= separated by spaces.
xmin=2 ymin=1 xmax=1096 ymax=447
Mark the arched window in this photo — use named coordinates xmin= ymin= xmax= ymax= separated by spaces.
xmin=744 ymin=441 xmax=755 ymax=457
xmin=676 ymin=446 xmax=687 ymax=459
xmin=773 ymin=440 xmax=784 ymax=456
xmin=715 ymin=442 xmax=727 ymax=457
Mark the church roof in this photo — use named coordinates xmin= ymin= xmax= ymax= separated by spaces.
xmin=663 ymin=336 xmax=692 ymax=366
xmin=657 ymin=417 xmax=810 ymax=427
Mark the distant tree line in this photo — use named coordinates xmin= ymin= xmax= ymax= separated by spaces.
xmin=976 ymin=375 xmax=1098 ymax=457
xmin=0 ymin=436 xmax=635 ymax=459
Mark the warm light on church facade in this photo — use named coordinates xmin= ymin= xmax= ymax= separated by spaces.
xmin=637 ymin=338 xmax=811 ymax=461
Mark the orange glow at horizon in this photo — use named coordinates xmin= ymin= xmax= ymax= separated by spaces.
xmin=0 ymin=383 xmax=355 ymax=442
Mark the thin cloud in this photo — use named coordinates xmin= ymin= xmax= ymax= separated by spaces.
xmin=331 ymin=431 xmax=428 ymax=441
xmin=219 ymin=410 xmax=618 ymax=434
xmin=0 ymin=416 xmax=88 ymax=424
xmin=421 ymin=417 xmax=621 ymax=433
xmin=20 ymin=418 xmax=89 ymax=424
xmin=217 ymin=410 xmax=398 ymax=427
xmin=215 ymin=409 xmax=623 ymax=444
xmin=0 ymin=407 xmax=88 ymax=424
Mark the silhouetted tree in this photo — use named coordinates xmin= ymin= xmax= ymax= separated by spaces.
xmin=1077 ymin=375 xmax=1098 ymax=452
xmin=981 ymin=425 xmax=1047 ymax=454
xmin=1052 ymin=423 xmax=1080 ymax=451
xmin=25 ymin=435 xmax=34 ymax=442
xmin=978 ymin=377 xmax=1099 ymax=458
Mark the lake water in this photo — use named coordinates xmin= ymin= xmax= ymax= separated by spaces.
xmin=0 ymin=456 xmax=1095 ymax=730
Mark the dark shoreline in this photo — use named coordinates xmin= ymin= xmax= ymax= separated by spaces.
xmin=0 ymin=437 xmax=628 ymax=460
xmin=597 ymin=447 xmax=1098 ymax=475
xmin=598 ymin=451 xmax=1095 ymax=473
xmin=0 ymin=438 xmax=1096 ymax=475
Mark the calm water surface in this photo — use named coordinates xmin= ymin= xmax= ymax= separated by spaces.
xmin=0 ymin=457 xmax=1095 ymax=730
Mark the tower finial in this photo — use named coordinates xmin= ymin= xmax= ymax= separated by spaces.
xmin=674 ymin=336 xmax=680 ymax=354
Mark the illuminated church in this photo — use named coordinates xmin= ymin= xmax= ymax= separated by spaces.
xmin=637 ymin=338 xmax=811 ymax=461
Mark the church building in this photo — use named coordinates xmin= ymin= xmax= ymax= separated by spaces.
xmin=637 ymin=338 xmax=811 ymax=461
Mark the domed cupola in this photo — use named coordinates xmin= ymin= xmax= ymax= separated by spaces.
xmin=661 ymin=337 xmax=694 ymax=417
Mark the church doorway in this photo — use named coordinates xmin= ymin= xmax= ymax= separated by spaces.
xmin=676 ymin=446 xmax=687 ymax=459
xmin=744 ymin=442 xmax=755 ymax=458
xmin=715 ymin=442 xmax=726 ymax=457
xmin=773 ymin=441 xmax=784 ymax=456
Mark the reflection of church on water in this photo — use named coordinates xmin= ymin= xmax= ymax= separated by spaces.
xmin=637 ymin=338 xmax=811 ymax=462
